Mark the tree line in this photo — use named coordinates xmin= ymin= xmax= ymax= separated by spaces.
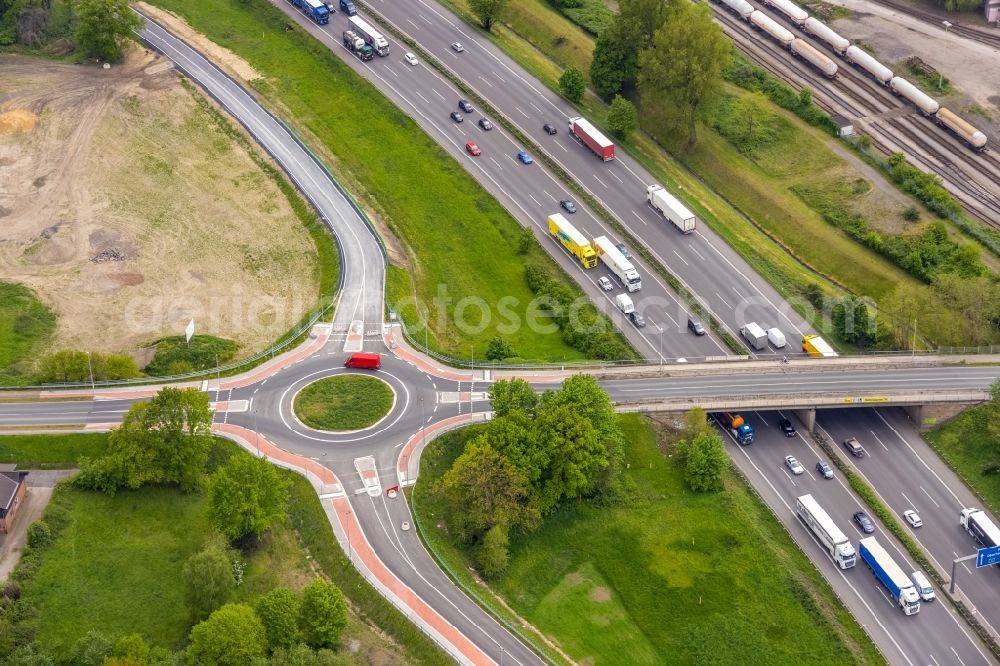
xmin=1 ymin=0 xmax=139 ymax=61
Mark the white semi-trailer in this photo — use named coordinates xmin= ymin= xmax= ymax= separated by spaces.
xmin=960 ymin=508 xmax=1000 ymax=550
xmin=593 ymin=236 xmax=641 ymax=292
xmin=348 ymin=15 xmax=389 ymax=56
xmin=646 ymin=185 xmax=696 ymax=233
xmin=796 ymin=494 xmax=856 ymax=569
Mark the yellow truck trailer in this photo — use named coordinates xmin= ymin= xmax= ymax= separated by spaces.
xmin=803 ymin=334 xmax=838 ymax=358
xmin=548 ymin=214 xmax=597 ymax=268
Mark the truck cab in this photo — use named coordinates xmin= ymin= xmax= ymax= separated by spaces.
xmin=719 ymin=412 xmax=754 ymax=445
xmin=340 ymin=0 xmax=356 ymax=14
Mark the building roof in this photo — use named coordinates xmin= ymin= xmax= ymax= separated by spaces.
xmin=0 ymin=471 xmax=27 ymax=517
xmin=830 ymin=114 xmax=852 ymax=127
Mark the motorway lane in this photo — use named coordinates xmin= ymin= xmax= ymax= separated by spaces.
xmin=0 ymin=400 xmax=134 ymax=426
xmin=359 ymin=0 xmax=810 ymax=356
xmin=598 ymin=366 xmax=1000 ymax=402
xmin=272 ymin=3 xmax=726 ymax=361
xmin=818 ymin=407 xmax=1000 ymax=634
xmin=139 ymin=17 xmax=385 ymax=332
xmin=727 ymin=410 xmax=992 ymax=665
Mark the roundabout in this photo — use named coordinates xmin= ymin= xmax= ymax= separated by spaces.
xmin=293 ymin=373 xmax=395 ymax=432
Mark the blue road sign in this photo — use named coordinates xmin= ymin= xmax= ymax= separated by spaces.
xmin=976 ymin=546 xmax=1000 ymax=568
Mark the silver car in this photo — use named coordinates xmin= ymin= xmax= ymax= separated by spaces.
xmin=598 ymin=276 xmax=612 ymax=291
xmin=784 ymin=455 xmax=804 ymax=475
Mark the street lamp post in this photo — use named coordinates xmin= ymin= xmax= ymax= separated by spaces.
xmin=470 ymin=346 xmax=475 ymax=415
xmin=86 ymin=351 xmax=95 ymax=391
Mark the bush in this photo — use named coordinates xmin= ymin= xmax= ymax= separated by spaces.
xmin=2 ymin=581 xmax=21 ymax=600
xmin=143 ymin=335 xmax=238 ymax=376
xmin=183 ymin=539 xmax=236 ymax=620
xmin=559 ymin=66 xmax=586 ymax=103
xmin=254 ymin=587 xmax=301 ymax=650
xmin=298 ymin=580 xmax=347 ymax=649
xmin=485 ymin=336 xmax=514 ymax=361
xmin=25 ymin=521 xmax=51 ymax=549
xmin=187 ymin=604 xmax=267 ymax=666
xmin=69 ymin=629 xmax=113 ymax=666
xmin=606 ymin=95 xmax=637 ymax=139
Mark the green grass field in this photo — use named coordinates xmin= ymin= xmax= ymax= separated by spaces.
xmin=926 ymin=406 xmax=1000 ymax=513
xmin=0 ymin=282 xmax=56 ymax=387
xmin=147 ymin=0 xmax=595 ymax=363
xmin=293 ymin=375 xmax=394 ymax=431
xmin=0 ymin=433 xmax=108 ymax=468
xmin=413 ymin=415 xmax=882 ymax=664
xmin=16 ymin=443 xmax=421 ymax=663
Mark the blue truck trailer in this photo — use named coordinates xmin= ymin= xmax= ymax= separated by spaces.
xmin=858 ymin=537 xmax=920 ymax=615
xmin=292 ymin=0 xmax=330 ymax=24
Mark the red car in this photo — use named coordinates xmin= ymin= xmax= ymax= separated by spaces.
xmin=465 ymin=141 xmax=481 ymax=156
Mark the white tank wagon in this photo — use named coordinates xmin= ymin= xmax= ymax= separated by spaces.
xmin=845 ymin=45 xmax=892 ymax=85
xmin=763 ymin=0 xmax=807 ymax=26
xmin=750 ymin=11 xmax=794 ymax=48
xmin=790 ymin=39 xmax=838 ymax=78
xmin=720 ymin=0 xmax=755 ymax=20
xmin=889 ymin=76 xmax=940 ymax=116
xmin=803 ymin=17 xmax=849 ymax=56
xmin=936 ymin=108 xmax=987 ymax=152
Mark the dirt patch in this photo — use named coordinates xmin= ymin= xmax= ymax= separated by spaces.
xmin=136 ymin=2 xmax=261 ymax=83
xmin=590 ymin=586 xmax=612 ymax=602
xmin=0 ymin=110 xmax=37 ymax=134
xmin=565 ymin=571 xmax=585 ymax=586
xmin=0 ymin=50 xmax=320 ymax=355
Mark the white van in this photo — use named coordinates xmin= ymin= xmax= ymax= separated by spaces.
xmin=766 ymin=327 xmax=786 ymax=348
xmin=911 ymin=571 xmax=935 ymax=602
xmin=615 ymin=294 xmax=634 ymax=315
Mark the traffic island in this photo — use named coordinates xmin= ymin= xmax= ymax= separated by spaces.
xmin=293 ymin=375 xmax=394 ymax=431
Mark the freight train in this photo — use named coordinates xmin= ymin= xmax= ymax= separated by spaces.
xmin=713 ymin=0 xmax=988 ymax=151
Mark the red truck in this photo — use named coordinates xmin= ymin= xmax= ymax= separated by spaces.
xmin=567 ymin=117 xmax=615 ymax=162
xmin=344 ymin=352 xmax=381 ymax=369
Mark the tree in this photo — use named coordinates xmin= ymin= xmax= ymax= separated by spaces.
xmin=264 ymin=645 xmax=342 ymax=666
xmin=639 ymin=4 xmax=730 ymax=151
xmin=8 ymin=643 xmax=53 ymax=666
xmin=209 ymin=453 xmax=290 ymax=543
xmin=254 ymin=587 xmax=301 ymax=651
xmin=183 ymin=539 xmax=236 ymax=620
xmin=530 ymin=404 xmax=607 ymax=512
xmin=559 ymin=66 xmax=586 ymax=103
xmin=541 ymin=374 xmax=624 ymax=468
xmin=488 ymin=378 xmax=537 ymax=418
xmin=438 ymin=439 xmax=539 ymax=542
xmin=468 ymin=0 xmax=506 ymax=30
xmin=684 ymin=431 xmax=728 ymax=492
xmin=298 ymin=580 xmax=348 ymax=649
xmin=589 ymin=15 xmax=643 ymax=97
xmin=187 ymin=604 xmax=267 ymax=666
xmin=69 ymin=630 xmax=113 ymax=666
xmin=620 ymin=0 xmax=671 ymax=43
xmin=606 ymin=95 xmax=637 ymax=138
xmin=485 ymin=336 xmax=514 ymax=361
xmin=36 ymin=350 xmax=90 ymax=383
xmin=74 ymin=0 xmax=141 ymax=61
xmin=112 ymin=633 xmax=151 ymax=663
xmin=16 ymin=5 xmax=49 ymax=48
xmin=77 ymin=387 xmax=213 ymax=494
xmin=477 ymin=523 xmax=511 ymax=578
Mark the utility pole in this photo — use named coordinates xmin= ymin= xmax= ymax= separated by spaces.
xmin=253 ymin=411 xmax=260 ymax=457
xmin=86 ymin=351 xmax=95 ymax=391
xmin=470 ymin=346 xmax=475 ymax=415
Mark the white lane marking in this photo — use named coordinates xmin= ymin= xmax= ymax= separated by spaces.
xmin=556 ymin=141 xmax=568 ymax=153
xmin=419 ymin=13 xmax=432 ymax=24
xmin=529 ymin=102 xmax=542 ymax=113
xmin=920 ymin=486 xmax=941 ymax=508
xmin=383 ymin=63 xmax=398 ymax=78
xmin=689 ymin=245 xmax=706 ymax=262
xmin=528 ymin=193 xmax=541 ymax=206
xmin=492 ymin=71 xmax=506 ymax=83
xmin=414 ymin=90 xmax=429 ymax=104
xmin=490 ymin=157 xmax=503 ymax=170
xmin=593 ymin=174 xmax=607 ymax=188
xmin=478 ymin=75 xmax=494 ymax=88
xmin=950 ymin=646 xmax=967 ymax=666
xmin=869 ymin=430 xmax=890 ymax=452
xmin=900 ymin=491 xmax=917 ymax=514
xmin=514 ymin=106 xmax=529 ymax=118
xmin=715 ymin=291 xmax=732 ymax=310
xmin=610 ymin=171 xmax=624 ymax=184
xmin=631 ymin=209 xmax=647 ymax=226
xmin=673 ymin=249 xmax=689 ymax=266
xmin=875 ymin=411 xmax=965 ymax=509
xmin=431 ymin=88 xmax=446 ymax=100
xmin=406 ymin=18 xmax=419 ymax=29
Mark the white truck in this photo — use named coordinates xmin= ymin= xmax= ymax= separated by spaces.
xmin=348 ymin=15 xmax=389 ymax=56
xmin=646 ymin=184 xmax=697 ymax=234
xmin=960 ymin=508 xmax=1000 ymax=550
xmin=615 ymin=294 xmax=634 ymax=314
xmin=592 ymin=236 xmax=641 ymax=292
xmin=796 ymin=494 xmax=856 ymax=569
xmin=740 ymin=322 xmax=768 ymax=350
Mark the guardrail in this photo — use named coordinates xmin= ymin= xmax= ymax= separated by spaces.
xmin=615 ymin=390 xmax=989 ymax=412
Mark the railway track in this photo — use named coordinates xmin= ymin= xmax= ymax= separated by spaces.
xmin=865 ymin=0 xmax=1000 ymax=50
xmin=710 ymin=2 xmax=1000 ymax=227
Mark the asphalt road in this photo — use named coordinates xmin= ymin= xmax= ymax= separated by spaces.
xmin=728 ymin=409 xmax=992 ymax=666
xmin=272 ymin=2 xmax=728 ymax=361
xmin=351 ymin=0 xmax=811 ymax=356
xmin=818 ymin=407 xmax=1000 ymax=640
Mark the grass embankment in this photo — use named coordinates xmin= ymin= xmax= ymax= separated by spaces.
xmin=412 ymin=415 xmax=882 ymax=664
xmin=0 ymin=433 xmax=108 ymax=468
xmin=293 ymin=375 xmax=394 ymax=431
xmin=14 ymin=439 xmax=443 ymax=663
xmin=430 ymin=0 xmax=989 ymax=343
xmin=145 ymin=0 xmax=612 ymax=364
xmin=926 ymin=405 xmax=1000 ymax=513
xmin=0 ymin=282 xmax=56 ymax=387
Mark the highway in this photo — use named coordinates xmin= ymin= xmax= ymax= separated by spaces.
xmin=728 ymin=409 xmax=992 ymax=665
xmin=344 ymin=0 xmax=811 ymax=357
xmin=0 ymin=8 xmax=986 ymax=666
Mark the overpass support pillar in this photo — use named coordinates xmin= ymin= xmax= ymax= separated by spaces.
xmin=794 ymin=408 xmax=816 ymax=434
xmin=904 ymin=404 xmax=923 ymax=427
